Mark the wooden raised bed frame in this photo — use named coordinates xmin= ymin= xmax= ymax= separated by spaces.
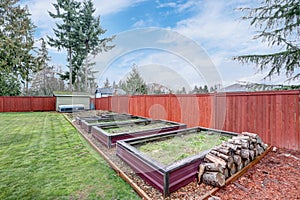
xmin=91 ymin=120 xmax=187 ymax=148
xmin=80 ymin=114 xmax=150 ymax=133
xmin=116 ymin=127 xmax=238 ymax=197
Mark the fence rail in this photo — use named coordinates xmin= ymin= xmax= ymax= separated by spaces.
xmin=95 ymin=90 xmax=300 ymax=150
xmin=0 ymin=96 xmax=56 ymax=112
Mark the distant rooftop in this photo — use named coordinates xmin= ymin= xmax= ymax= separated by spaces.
xmin=220 ymin=83 xmax=249 ymax=92
xmin=53 ymin=91 xmax=91 ymax=96
xmin=95 ymin=87 xmax=126 ymax=96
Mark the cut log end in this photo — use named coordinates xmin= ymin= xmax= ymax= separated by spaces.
xmin=202 ymin=172 xmax=225 ymax=187
xmin=198 ymin=164 xmax=205 ymax=184
xmin=203 ymin=162 xmax=224 ymax=173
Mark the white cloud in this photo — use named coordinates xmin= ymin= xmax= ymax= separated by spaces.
xmin=132 ymin=19 xmax=147 ymax=28
xmin=156 ymin=1 xmax=177 ymax=9
xmin=175 ymin=1 xmax=251 ymax=47
xmin=172 ymin=0 xmax=287 ymax=85
xmin=21 ymin=0 xmax=56 ymax=38
xmin=131 ymin=18 xmax=156 ymax=28
xmin=93 ymin=27 xmax=226 ymax=90
xmin=155 ymin=0 xmax=200 ymax=13
xmin=176 ymin=0 xmax=200 ymax=13
xmin=93 ymin=0 xmax=147 ymax=16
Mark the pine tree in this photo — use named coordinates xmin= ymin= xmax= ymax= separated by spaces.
xmin=29 ymin=65 xmax=66 ymax=96
xmin=234 ymin=0 xmax=300 ymax=80
xmin=48 ymin=0 xmax=81 ymax=90
xmin=77 ymin=0 xmax=114 ymax=91
xmin=73 ymin=55 xmax=98 ymax=93
xmin=181 ymin=87 xmax=187 ymax=94
xmin=35 ymin=38 xmax=49 ymax=95
xmin=29 ymin=38 xmax=66 ymax=96
xmin=122 ymin=64 xmax=147 ymax=95
xmin=203 ymin=85 xmax=209 ymax=93
xmin=0 ymin=0 xmax=37 ymax=95
xmin=112 ymin=81 xmax=117 ymax=89
xmin=192 ymin=85 xmax=199 ymax=94
xmin=103 ymin=77 xmax=110 ymax=88
xmin=198 ymin=86 xmax=203 ymax=93
xmin=0 ymin=73 xmax=21 ymax=96
xmin=48 ymin=0 xmax=114 ymax=92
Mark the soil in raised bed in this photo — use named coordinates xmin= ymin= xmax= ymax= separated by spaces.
xmin=87 ymin=118 xmax=145 ymax=125
xmin=136 ymin=131 xmax=230 ymax=165
xmin=102 ymin=122 xmax=173 ymax=134
xmin=65 ymin=110 xmax=113 ymax=121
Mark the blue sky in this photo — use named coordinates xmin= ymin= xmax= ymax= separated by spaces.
xmin=21 ymin=0 xmax=297 ymax=90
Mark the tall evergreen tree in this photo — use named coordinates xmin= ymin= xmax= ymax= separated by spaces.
xmin=37 ymin=38 xmax=51 ymax=95
xmin=76 ymin=0 xmax=114 ymax=91
xmin=29 ymin=65 xmax=65 ymax=96
xmin=29 ymin=38 xmax=66 ymax=95
xmin=234 ymin=0 xmax=300 ymax=80
xmin=0 ymin=0 xmax=37 ymax=95
xmin=48 ymin=0 xmax=81 ymax=90
xmin=0 ymin=73 xmax=21 ymax=96
xmin=73 ymin=55 xmax=98 ymax=93
xmin=48 ymin=0 xmax=114 ymax=92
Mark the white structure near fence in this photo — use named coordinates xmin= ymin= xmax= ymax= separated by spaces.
xmin=53 ymin=92 xmax=91 ymax=111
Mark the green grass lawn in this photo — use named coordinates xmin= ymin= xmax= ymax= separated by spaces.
xmin=0 ymin=112 xmax=140 ymax=200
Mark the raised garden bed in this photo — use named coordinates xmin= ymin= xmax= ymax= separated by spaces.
xmin=75 ymin=113 xmax=130 ymax=125
xmin=80 ymin=114 xmax=149 ymax=133
xmin=116 ymin=127 xmax=237 ymax=197
xmin=75 ymin=116 xmax=102 ymax=125
xmin=92 ymin=120 xmax=187 ymax=148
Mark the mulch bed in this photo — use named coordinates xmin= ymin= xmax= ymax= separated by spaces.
xmin=213 ymin=148 xmax=300 ymax=200
xmin=65 ymin=111 xmax=300 ymax=200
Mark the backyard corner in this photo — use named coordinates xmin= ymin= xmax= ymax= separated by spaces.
xmin=1 ymin=110 xmax=299 ymax=199
xmin=0 ymin=112 xmax=140 ymax=200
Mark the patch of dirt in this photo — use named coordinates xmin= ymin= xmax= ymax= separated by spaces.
xmin=104 ymin=121 xmax=171 ymax=134
xmin=64 ymin=110 xmax=112 ymax=121
xmin=65 ymin=111 xmax=300 ymax=200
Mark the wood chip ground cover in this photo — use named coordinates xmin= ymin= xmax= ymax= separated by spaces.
xmin=0 ymin=112 xmax=139 ymax=200
xmin=214 ymin=148 xmax=300 ymax=200
xmin=136 ymin=132 xmax=230 ymax=165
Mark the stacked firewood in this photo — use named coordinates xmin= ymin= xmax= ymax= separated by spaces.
xmin=198 ymin=132 xmax=268 ymax=187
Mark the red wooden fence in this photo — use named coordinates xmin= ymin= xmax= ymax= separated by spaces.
xmin=1 ymin=92 xmax=298 ymax=150
xmin=95 ymin=90 xmax=300 ymax=150
xmin=0 ymin=96 xmax=56 ymax=112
